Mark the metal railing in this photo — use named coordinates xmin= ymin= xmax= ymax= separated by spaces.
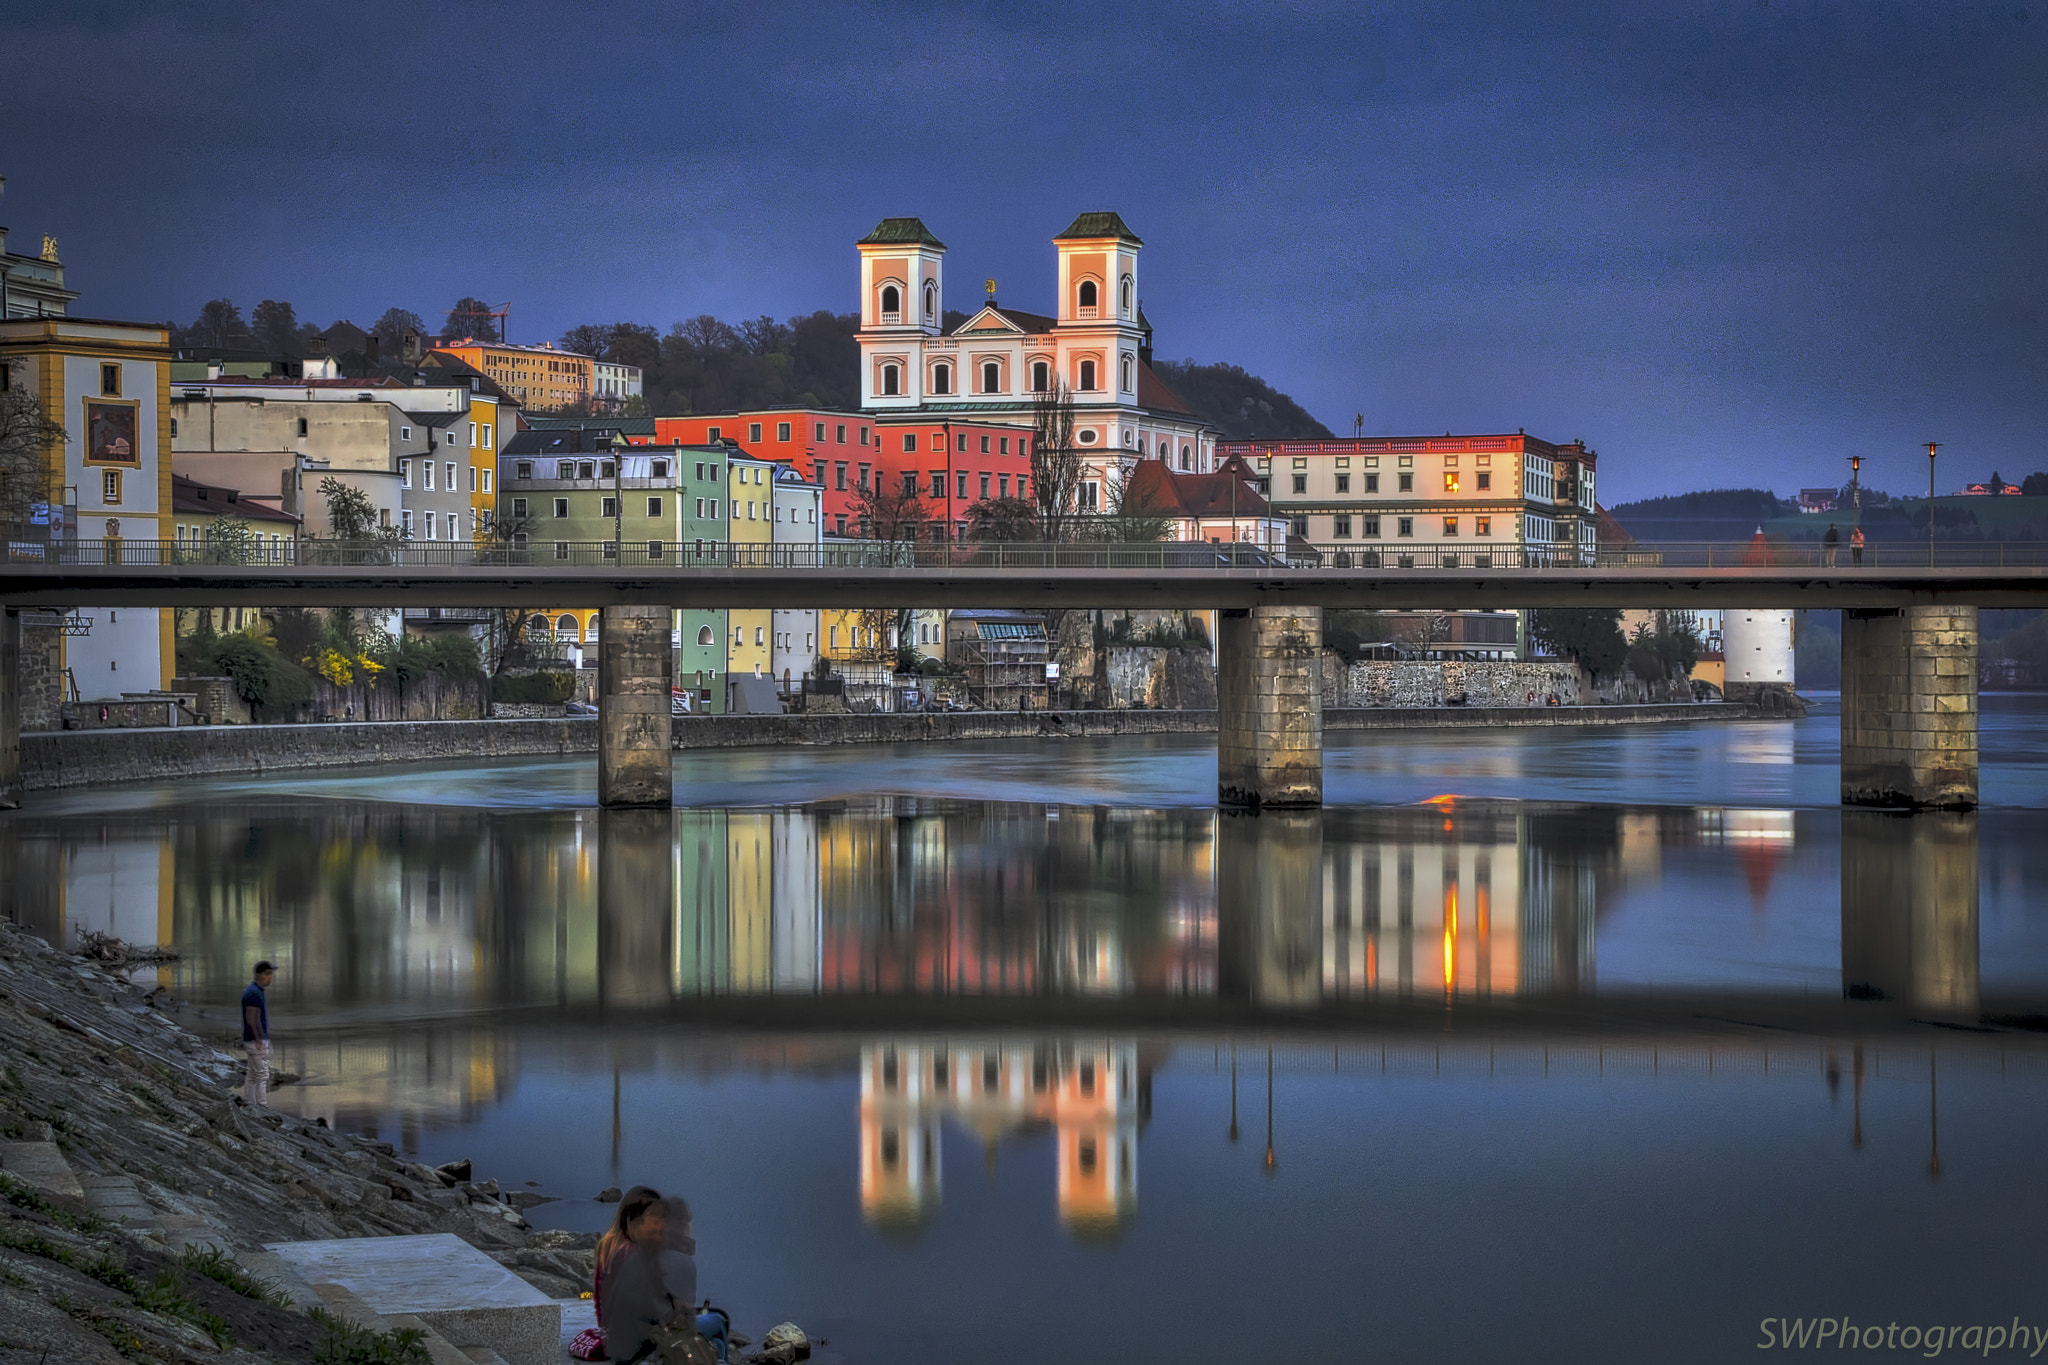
xmin=8 ymin=537 xmax=2048 ymax=572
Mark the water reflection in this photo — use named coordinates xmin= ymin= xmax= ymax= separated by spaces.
xmin=0 ymin=796 xmax=2028 ymax=1018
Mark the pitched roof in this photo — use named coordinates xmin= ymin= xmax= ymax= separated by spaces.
xmin=857 ymin=217 xmax=946 ymax=249
xmin=947 ymin=304 xmax=1059 ymax=336
xmin=1122 ymin=456 xmax=1271 ymax=520
xmin=1136 ymin=359 xmax=1191 ymax=415
xmin=170 ymin=473 xmax=301 ymax=524
xmin=1054 ymin=212 xmax=1142 ymax=245
xmin=522 ymin=415 xmax=658 ymax=435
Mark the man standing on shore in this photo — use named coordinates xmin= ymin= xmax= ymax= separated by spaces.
xmin=242 ymin=961 xmax=275 ymax=1106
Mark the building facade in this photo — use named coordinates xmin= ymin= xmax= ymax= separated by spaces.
xmin=434 ymin=339 xmax=591 ymax=413
xmin=853 ymin=213 xmax=1219 ymax=493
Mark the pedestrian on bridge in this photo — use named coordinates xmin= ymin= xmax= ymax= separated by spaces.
xmin=1851 ymin=525 xmax=1865 ymax=567
xmin=1823 ymin=523 xmax=1841 ymax=568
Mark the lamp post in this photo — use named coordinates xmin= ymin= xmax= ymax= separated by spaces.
xmin=610 ymin=432 xmax=627 ymax=564
xmin=1847 ymin=455 xmax=1862 ymax=524
xmin=1925 ymin=441 xmax=1941 ymax=567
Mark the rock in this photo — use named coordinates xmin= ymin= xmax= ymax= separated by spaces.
xmin=596 ymin=1186 xmax=623 ymax=1203
xmin=505 ymin=1190 xmax=557 ymax=1211
xmin=757 ymin=1321 xmax=810 ymax=1362
xmin=436 ymin=1157 xmax=473 ymax=1183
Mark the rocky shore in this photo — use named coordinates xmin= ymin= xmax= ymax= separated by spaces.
xmin=0 ymin=919 xmax=604 ymax=1365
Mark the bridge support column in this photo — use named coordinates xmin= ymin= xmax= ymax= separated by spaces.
xmin=0 ymin=610 xmax=17 ymax=810
xmin=598 ymin=605 xmax=672 ymax=808
xmin=1841 ymin=606 xmax=1976 ymax=808
xmin=1217 ymin=605 xmax=1322 ymax=808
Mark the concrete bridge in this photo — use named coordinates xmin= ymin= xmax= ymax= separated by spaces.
xmin=1 ymin=537 xmax=2040 ymax=809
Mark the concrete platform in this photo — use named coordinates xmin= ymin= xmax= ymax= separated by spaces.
xmin=0 ymin=1140 xmax=84 ymax=1199
xmin=268 ymin=1234 xmax=560 ymax=1365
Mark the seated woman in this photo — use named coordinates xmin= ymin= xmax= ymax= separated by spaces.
xmin=594 ymin=1188 xmax=672 ymax=1365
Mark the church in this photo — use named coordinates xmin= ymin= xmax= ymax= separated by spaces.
xmin=855 ymin=212 xmax=1219 ymax=512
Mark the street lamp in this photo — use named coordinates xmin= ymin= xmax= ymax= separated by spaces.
xmin=1847 ymin=455 xmax=1862 ymax=523
xmin=1925 ymin=441 xmax=1941 ymax=567
xmin=610 ymin=432 xmax=628 ymax=564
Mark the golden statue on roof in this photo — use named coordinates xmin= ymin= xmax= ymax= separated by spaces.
xmin=985 ymin=278 xmax=997 ymax=301
xmin=41 ymin=234 xmax=59 ymax=262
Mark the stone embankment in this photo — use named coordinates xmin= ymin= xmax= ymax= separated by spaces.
xmin=19 ymin=701 xmax=1779 ymax=792
xmin=0 ymin=920 xmax=599 ymax=1365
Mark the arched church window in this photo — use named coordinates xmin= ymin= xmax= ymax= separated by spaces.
xmin=1078 ymin=280 xmax=1098 ymax=310
xmin=1079 ymin=359 xmax=1096 ymax=391
xmin=922 ymin=281 xmax=936 ymax=321
xmin=1032 ymin=361 xmax=1049 ymax=393
xmin=982 ymin=361 xmax=1000 ymax=393
xmin=1120 ymin=355 xmax=1133 ymax=392
xmin=698 ymin=625 xmax=714 ymax=646
xmin=881 ymin=364 xmax=900 ymax=397
xmin=881 ymin=284 xmax=900 ymax=315
xmin=1121 ymin=276 xmax=1133 ymax=314
xmin=1158 ymin=440 xmax=1169 ymax=457
xmin=556 ymin=615 xmax=576 ymax=633
xmin=932 ymin=363 xmax=951 ymax=395
xmin=1180 ymin=445 xmax=1192 ymax=471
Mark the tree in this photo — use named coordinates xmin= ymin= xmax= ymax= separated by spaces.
xmin=1029 ymin=378 xmax=1082 ymax=542
xmin=188 ymin=298 xmax=249 ymax=350
xmin=1150 ymin=358 xmax=1334 ymax=440
xmin=849 ymin=468 xmax=929 ymax=545
xmin=737 ymin=315 xmax=793 ymax=356
xmin=964 ymin=496 xmax=1038 ymax=542
xmin=444 ymin=297 xmax=500 ymax=342
xmin=201 ymin=513 xmax=257 ymax=565
xmin=372 ymin=308 xmax=426 ymax=348
xmin=0 ymin=373 xmax=65 ymax=525
xmin=251 ymin=299 xmax=302 ymax=358
xmin=559 ymin=324 xmax=616 ymax=359
xmin=1527 ymin=608 xmax=1627 ymax=680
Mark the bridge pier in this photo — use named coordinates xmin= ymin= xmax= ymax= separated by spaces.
xmin=598 ymin=605 xmax=672 ymax=808
xmin=1217 ymin=606 xmax=1323 ymax=808
xmin=0 ymin=610 xmax=17 ymax=810
xmin=1841 ymin=606 xmax=1977 ymax=808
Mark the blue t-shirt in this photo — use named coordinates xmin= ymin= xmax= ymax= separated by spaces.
xmin=240 ymin=981 xmax=268 ymax=1042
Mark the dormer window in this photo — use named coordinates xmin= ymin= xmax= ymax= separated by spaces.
xmin=651 ymin=459 xmax=669 ymax=477
xmin=557 ymin=460 xmax=575 ymax=479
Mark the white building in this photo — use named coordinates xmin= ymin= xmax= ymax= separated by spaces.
xmin=593 ymin=359 xmax=642 ymax=413
xmin=854 ymin=213 xmax=1218 ymax=498
xmin=770 ymin=464 xmax=822 ymax=683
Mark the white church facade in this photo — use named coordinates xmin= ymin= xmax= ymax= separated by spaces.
xmin=854 ymin=213 xmax=1219 ymax=508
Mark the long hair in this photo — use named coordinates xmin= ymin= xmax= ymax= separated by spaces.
xmin=594 ymin=1185 xmax=661 ymax=1280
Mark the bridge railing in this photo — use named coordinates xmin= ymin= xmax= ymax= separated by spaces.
xmin=9 ymin=537 xmax=2048 ymax=571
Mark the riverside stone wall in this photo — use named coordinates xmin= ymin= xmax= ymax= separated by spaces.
xmin=1103 ymin=645 xmax=1218 ymax=710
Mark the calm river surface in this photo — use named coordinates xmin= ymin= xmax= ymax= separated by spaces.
xmin=9 ymin=694 xmax=2048 ymax=1363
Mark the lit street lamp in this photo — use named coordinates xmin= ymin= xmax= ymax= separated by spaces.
xmin=610 ymin=431 xmax=628 ymax=564
xmin=1847 ymin=454 xmax=1862 ymax=523
xmin=1925 ymin=441 xmax=1941 ymax=567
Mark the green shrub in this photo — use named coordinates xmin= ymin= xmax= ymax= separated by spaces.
xmin=490 ymin=671 xmax=574 ymax=705
xmin=204 ymin=634 xmax=315 ymax=711
xmin=136 ymin=1269 xmax=235 ymax=1348
xmin=311 ymin=1307 xmax=430 ymax=1365
xmin=180 ymin=1243 xmax=291 ymax=1306
xmin=0 ymin=1171 xmax=109 ymax=1234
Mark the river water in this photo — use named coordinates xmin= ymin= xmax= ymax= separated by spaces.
xmin=9 ymin=695 xmax=2048 ymax=1363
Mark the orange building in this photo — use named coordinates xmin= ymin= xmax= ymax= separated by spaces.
xmin=433 ymin=339 xmax=592 ymax=413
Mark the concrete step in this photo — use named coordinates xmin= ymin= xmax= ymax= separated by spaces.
xmin=79 ymin=1173 xmax=164 ymax=1240
xmin=235 ymin=1248 xmax=326 ymax=1312
xmin=0 ymin=1140 xmax=84 ymax=1200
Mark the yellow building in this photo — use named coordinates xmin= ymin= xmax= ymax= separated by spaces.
xmin=725 ymin=451 xmax=776 ymax=679
xmin=432 ymin=339 xmax=591 ymax=413
xmin=0 ymin=316 xmax=175 ymax=691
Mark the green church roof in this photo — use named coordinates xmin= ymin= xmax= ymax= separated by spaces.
xmin=857 ymin=217 xmax=947 ymax=248
xmin=1053 ymin=211 xmax=1143 ymax=245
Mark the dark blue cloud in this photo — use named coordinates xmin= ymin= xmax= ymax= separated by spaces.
xmin=4 ymin=0 xmax=2043 ymax=501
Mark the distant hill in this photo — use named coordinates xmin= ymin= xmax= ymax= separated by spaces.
xmin=1607 ymin=488 xmax=1793 ymax=542
xmin=1151 ymin=359 xmax=1333 ymax=441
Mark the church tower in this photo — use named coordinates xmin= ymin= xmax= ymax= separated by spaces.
xmin=1052 ymin=212 xmax=1146 ymax=408
xmin=856 ymin=218 xmax=946 ymax=410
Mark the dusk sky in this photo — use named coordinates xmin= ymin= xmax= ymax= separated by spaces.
xmin=4 ymin=0 xmax=2043 ymax=505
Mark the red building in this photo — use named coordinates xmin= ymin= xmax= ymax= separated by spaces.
xmin=657 ymin=409 xmax=1031 ymax=538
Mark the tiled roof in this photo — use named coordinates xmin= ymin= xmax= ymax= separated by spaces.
xmin=857 ymin=217 xmax=946 ymax=248
xmin=1123 ymin=456 xmax=1270 ymax=520
xmin=1054 ymin=212 xmax=1142 ymax=245
xmin=170 ymin=473 xmax=301 ymax=524
xmin=523 ymin=415 xmax=657 ymax=434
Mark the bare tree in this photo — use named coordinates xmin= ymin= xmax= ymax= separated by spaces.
xmin=849 ymin=468 xmax=929 ymax=546
xmin=1029 ymin=377 xmax=1082 ymax=542
xmin=0 ymin=373 xmax=65 ymax=527
xmin=1097 ymin=467 xmax=1173 ymax=543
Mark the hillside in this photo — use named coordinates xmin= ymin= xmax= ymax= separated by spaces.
xmin=1146 ymin=359 xmax=1334 ymax=441
xmin=1605 ymin=488 xmax=1791 ymax=542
